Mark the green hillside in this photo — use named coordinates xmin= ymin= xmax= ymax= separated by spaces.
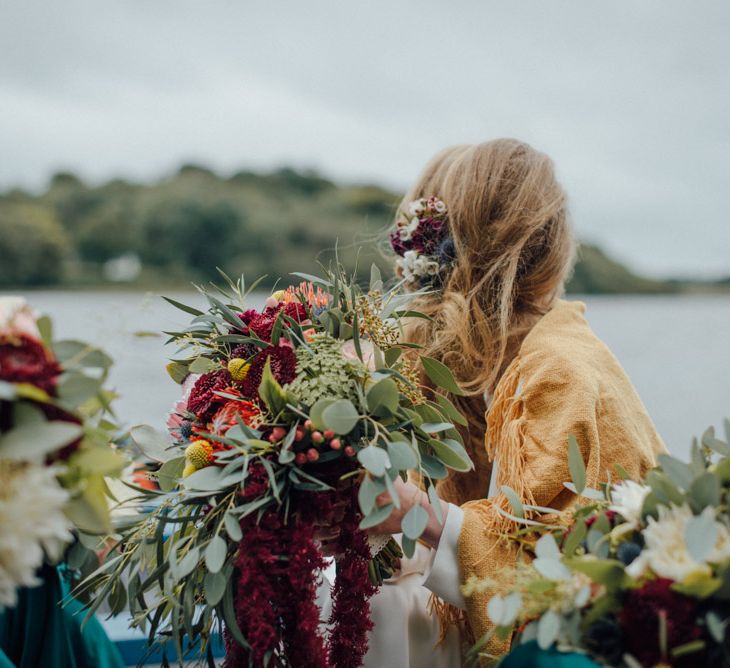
xmin=0 ymin=166 xmax=722 ymax=293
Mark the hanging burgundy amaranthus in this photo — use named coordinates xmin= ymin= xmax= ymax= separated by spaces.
xmin=225 ymin=468 xmax=376 ymax=668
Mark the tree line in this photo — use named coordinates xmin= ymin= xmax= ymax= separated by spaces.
xmin=0 ymin=165 xmax=711 ymax=293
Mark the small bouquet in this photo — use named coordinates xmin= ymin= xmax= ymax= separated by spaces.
xmin=82 ymin=265 xmax=473 ymax=667
xmin=0 ymin=297 xmax=124 ymax=608
xmin=469 ymin=427 xmax=730 ymax=668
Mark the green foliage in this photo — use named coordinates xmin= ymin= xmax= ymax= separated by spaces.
xmin=3 ymin=168 xmax=719 ymax=292
xmin=0 ymin=202 xmax=69 ymax=285
xmin=471 ymin=422 xmax=730 ymax=667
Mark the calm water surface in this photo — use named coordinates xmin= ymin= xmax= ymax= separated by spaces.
xmin=4 ymin=290 xmax=729 ymax=459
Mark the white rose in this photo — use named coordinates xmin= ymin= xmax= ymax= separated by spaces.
xmin=434 ymin=200 xmax=447 ymax=214
xmin=0 ymin=297 xmax=41 ymax=341
xmin=340 ymin=339 xmax=376 ymax=370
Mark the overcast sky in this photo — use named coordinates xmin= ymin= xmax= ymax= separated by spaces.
xmin=2 ymin=0 xmax=729 ymax=278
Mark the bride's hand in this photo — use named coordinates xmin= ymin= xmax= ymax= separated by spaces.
xmin=367 ymin=477 xmax=449 ymax=550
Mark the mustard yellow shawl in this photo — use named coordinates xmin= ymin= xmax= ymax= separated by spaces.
xmin=453 ymin=300 xmax=665 ymax=654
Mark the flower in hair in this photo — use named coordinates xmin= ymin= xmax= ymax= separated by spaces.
xmin=389 ymin=196 xmax=454 ymax=287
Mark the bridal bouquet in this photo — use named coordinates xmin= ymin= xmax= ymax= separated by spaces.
xmin=0 ymin=297 xmax=124 ymax=608
xmin=469 ymin=427 xmax=730 ymax=668
xmin=82 ymin=266 xmax=472 ymax=667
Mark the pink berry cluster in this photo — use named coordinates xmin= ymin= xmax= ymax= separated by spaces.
xmin=267 ymin=422 xmax=356 ymax=465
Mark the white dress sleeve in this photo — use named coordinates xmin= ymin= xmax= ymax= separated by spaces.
xmin=421 ymin=504 xmax=466 ymax=609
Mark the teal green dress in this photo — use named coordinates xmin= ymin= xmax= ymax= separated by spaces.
xmin=0 ymin=564 xmax=124 ymax=668
xmin=501 ymin=641 xmax=600 ymax=668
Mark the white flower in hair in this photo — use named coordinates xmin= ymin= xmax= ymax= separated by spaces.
xmin=433 ymin=200 xmax=447 ymax=214
xmin=408 ymin=199 xmax=426 ymax=216
xmin=398 ymin=217 xmax=420 ymax=242
xmin=397 ymin=250 xmax=420 ymax=282
xmin=425 ymin=260 xmax=440 ymax=276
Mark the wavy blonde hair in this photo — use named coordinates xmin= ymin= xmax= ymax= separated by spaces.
xmin=398 ymin=139 xmax=575 ymax=451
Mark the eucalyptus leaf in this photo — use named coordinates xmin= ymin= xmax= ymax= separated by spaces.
xmin=420 ymin=422 xmax=453 ymax=434
xmin=189 ymin=357 xmax=217 ymax=374
xmin=357 ymin=445 xmax=390 ymax=477
xmin=501 ymin=485 xmax=524 ymax=519
xmin=401 ymin=504 xmax=428 ymax=540
xmin=157 ymin=457 xmax=186 ymax=492
xmin=658 ymin=454 xmax=693 ymax=490
xmin=535 ymin=534 xmax=561 ymax=560
xmin=688 ymin=472 xmax=721 ymax=511
xmin=130 ymin=424 xmax=176 ymax=463
xmin=434 ymin=394 xmax=468 ymax=427
xmin=386 ymin=440 xmax=419 ymax=470
xmin=685 ymin=506 xmax=718 ymax=563
xmin=204 ymin=570 xmax=227 ymax=606
xmin=359 ymin=503 xmax=394 ymax=530
xmin=358 ymin=475 xmax=384 ymax=516
xmin=309 ymin=398 xmax=337 ymax=431
xmin=420 ymin=454 xmax=448 ymax=479
xmin=429 ymin=438 xmax=473 ymax=472
xmin=366 ymin=378 xmax=399 ymax=416
xmin=321 ymin=399 xmax=359 ymax=434
xmin=420 ymin=356 xmax=464 ymax=396
xmin=427 ymin=485 xmax=444 ymax=524
xmin=205 ymin=535 xmax=228 ymax=573
xmin=401 ymin=535 xmax=416 ymax=559
xmin=224 ymin=512 xmax=243 ymax=542
xmin=57 ymin=373 xmax=102 ymax=405
xmin=258 ymin=357 xmax=288 ymax=416
xmin=567 ymin=435 xmax=586 ymax=495
xmin=177 ymin=547 xmax=200 ymax=579
xmin=537 ymin=610 xmax=560 ymax=650
xmin=0 ymin=421 xmax=83 ymax=460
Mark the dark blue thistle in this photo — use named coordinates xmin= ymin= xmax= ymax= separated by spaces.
xmin=437 ymin=236 xmax=456 ymax=267
xmin=616 ymin=541 xmax=642 ymax=566
xmin=179 ymin=420 xmax=193 ymax=439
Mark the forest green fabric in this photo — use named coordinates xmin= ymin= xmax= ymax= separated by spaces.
xmin=0 ymin=564 xmax=124 ymax=668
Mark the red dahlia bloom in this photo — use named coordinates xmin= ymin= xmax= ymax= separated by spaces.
xmin=237 ymin=302 xmax=308 ymax=342
xmin=0 ymin=335 xmax=62 ymax=395
xmin=620 ymin=577 xmax=701 ymax=666
xmin=187 ymin=369 xmax=232 ymax=421
xmin=241 ymin=345 xmax=297 ymax=400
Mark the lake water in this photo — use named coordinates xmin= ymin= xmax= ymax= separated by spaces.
xmin=4 ymin=290 xmax=729 ymax=459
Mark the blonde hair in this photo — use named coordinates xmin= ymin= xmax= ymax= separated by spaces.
xmin=398 ymin=139 xmax=575 ymax=437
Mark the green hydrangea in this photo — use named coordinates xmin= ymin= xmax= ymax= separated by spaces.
xmin=287 ymin=333 xmax=365 ymax=406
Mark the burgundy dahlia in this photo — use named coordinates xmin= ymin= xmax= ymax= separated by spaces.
xmin=0 ymin=335 xmax=62 ymax=395
xmin=241 ymin=345 xmax=297 ymax=399
xmin=620 ymin=577 xmax=701 ymax=667
xmin=187 ymin=369 xmax=231 ymax=421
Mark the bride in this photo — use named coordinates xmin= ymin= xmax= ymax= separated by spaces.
xmin=321 ymin=138 xmax=666 ymax=666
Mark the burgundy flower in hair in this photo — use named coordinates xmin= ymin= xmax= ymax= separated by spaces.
xmin=389 ymin=196 xmax=454 ymax=287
